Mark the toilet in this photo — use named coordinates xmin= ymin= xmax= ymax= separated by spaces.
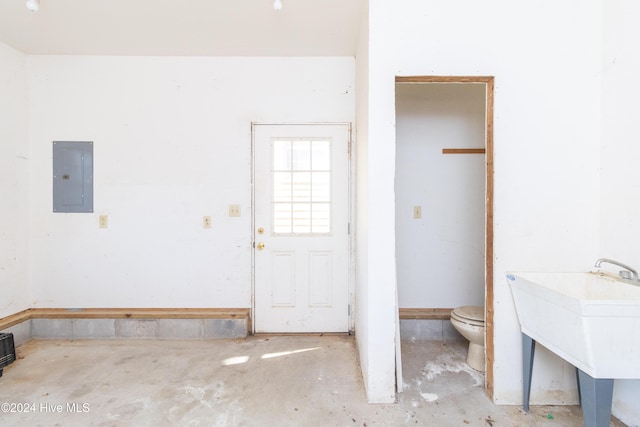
xmin=450 ymin=305 xmax=485 ymax=372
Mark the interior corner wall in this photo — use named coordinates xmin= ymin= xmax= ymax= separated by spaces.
xmin=26 ymin=56 xmax=355 ymax=309
xmin=601 ymin=1 xmax=640 ymax=425
xmin=369 ymin=0 xmax=602 ymax=405
xmin=0 ymin=42 xmax=30 ymax=318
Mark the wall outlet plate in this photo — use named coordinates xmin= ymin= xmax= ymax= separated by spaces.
xmin=229 ymin=205 xmax=241 ymax=217
xmin=203 ymin=216 xmax=212 ymax=229
xmin=413 ymin=206 xmax=422 ymax=219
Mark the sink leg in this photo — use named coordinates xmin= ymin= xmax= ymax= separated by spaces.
xmin=575 ymin=367 xmax=582 ymax=406
xmin=577 ymin=369 xmax=613 ymax=427
xmin=522 ymin=333 xmax=535 ymax=412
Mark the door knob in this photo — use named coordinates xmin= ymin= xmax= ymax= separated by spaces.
xmin=256 ymin=242 xmax=265 ymax=250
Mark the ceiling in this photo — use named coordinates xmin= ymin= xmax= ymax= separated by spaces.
xmin=0 ymin=0 xmax=366 ymax=56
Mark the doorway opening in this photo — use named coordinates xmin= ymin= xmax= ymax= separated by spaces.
xmin=394 ymin=76 xmax=495 ymax=398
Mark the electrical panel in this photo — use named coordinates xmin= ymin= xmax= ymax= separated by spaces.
xmin=52 ymin=141 xmax=93 ymax=213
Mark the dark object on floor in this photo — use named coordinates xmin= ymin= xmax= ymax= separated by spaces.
xmin=0 ymin=333 xmax=16 ymax=377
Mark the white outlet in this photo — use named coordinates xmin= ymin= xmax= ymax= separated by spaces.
xmin=413 ymin=206 xmax=422 ymax=219
xmin=99 ymin=215 xmax=108 ymax=228
xmin=229 ymin=205 xmax=241 ymax=217
xmin=203 ymin=216 xmax=212 ymax=229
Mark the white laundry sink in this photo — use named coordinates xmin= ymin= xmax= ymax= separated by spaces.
xmin=507 ymin=271 xmax=640 ymax=378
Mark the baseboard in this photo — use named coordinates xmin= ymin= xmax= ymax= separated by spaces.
xmin=399 ymin=308 xmax=452 ymax=320
xmin=0 ymin=308 xmax=251 ymax=341
xmin=0 ymin=310 xmax=31 ymax=331
xmin=29 ymin=307 xmax=249 ymax=320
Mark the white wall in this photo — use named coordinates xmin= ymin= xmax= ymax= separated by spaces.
xmin=395 ymin=83 xmax=485 ymax=308
xmin=352 ymin=1 xmax=401 ymax=404
xmin=0 ymin=42 xmax=30 ymax=318
xmin=368 ymin=0 xmax=602 ymax=405
xmin=26 ymin=56 xmax=355 ymax=308
xmin=354 ymin=0 xmax=381 ymax=403
xmin=355 ymin=0 xmax=401 ymax=404
xmin=601 ymin=1 xmax=640 ymax=425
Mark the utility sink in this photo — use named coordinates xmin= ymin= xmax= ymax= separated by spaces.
xmin=507 ymin=271 xmax=640 ymax=379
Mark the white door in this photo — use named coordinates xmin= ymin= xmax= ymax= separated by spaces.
xmin=253 ymin=124 xmax=350 ymax=333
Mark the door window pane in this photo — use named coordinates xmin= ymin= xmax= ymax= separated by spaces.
xmin=271 ymin=138 xmax=332 ymax=235
xmin=273 ymin=203 xmax=292 ymax=234
xmin=311 ymin=203 xmax=331 ymax=233
xmin=273 ymin=140 xmax=291 ymax=170
xmin=311 ymin=140 xmax=330 ymax=170
xmin=292 ymin=203 xmax=311 ymax=233
xmin=292 ymin=140 xmax=311 ymax=170
xmin=311 ymin=172 xmax=330 ymax=202
xmin=292 ymin=172 xmax=311 ymax=202
xmin=273 ymin=172 xmax=292 ymax=202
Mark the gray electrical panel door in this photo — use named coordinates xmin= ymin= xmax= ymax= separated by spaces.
xmin=53 ymin=141 xmax=93 ymax=213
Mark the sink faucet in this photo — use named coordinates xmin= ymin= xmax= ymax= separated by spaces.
xmin=594 ymin=258 xmax=639 ymax=281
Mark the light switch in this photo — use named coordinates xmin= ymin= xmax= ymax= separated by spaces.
xmin=99 ymin=215 xmax=108 ymax=228
xmin=229 ymin=205 xmax=241 ymax=217
xmin=203 ymin=216 xmax=212 ymax=229
xmin=413 ymin=206 xmax=422 ymax=219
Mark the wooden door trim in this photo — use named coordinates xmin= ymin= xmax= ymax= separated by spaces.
xmin=395 ymin=75 xmax=495 ymax=400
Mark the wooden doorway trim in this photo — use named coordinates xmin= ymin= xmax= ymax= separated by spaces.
xmin=395 ymin=75 xmax=495 ymax=399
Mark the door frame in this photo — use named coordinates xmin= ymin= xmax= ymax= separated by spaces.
xmin=250 ymin=122 xmax=355 ymax=334
xmin=394 ymin=76 xmax=495 ymax=399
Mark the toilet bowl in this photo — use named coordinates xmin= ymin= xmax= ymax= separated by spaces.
xmin=450 ymin=305 xmax=485 ymax=372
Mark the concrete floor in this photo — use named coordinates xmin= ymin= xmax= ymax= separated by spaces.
xmin=0 ymin=336 xmax=625 ymax=426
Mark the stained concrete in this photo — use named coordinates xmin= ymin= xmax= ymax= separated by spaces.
xmin=0 ymin=337 xmax=626 ymax=426
xmin=114 ymin=319 xmax=159 ymax=338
